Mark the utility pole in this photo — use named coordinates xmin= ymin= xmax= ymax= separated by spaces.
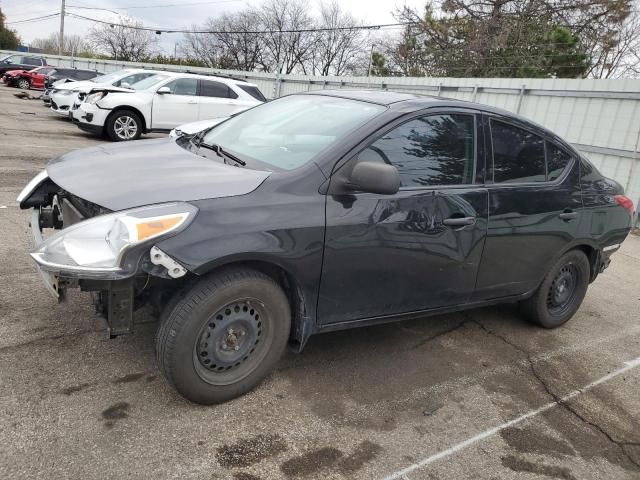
xmin=58 ymin=0 xmax=66 ymax=56
xmin=367 ymin=43 xmax=375 ymax=84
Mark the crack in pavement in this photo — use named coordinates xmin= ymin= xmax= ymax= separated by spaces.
xmin=463 ymin=312 xmax=640 ymax=470
xmin=410 ymin=316 xmax=468 ymax=350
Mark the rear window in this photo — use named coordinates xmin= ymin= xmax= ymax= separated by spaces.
xmin=491 ymin=120 xmax=546 ymax=183
xmin=23 ymin=57 xmax=42 ymax=66
xmin=238 ymin=84 xmax=266 ymax=102
xmin=200 ymin=80 xmax=238 ymax=99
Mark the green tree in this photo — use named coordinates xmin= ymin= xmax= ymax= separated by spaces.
xmin=370 ymin=51 xmax=390 ymax=76
xmin=388 ymin=0 xmax=631 ymax=78
xmin=0 ymin=8 xmax=20 ymax=50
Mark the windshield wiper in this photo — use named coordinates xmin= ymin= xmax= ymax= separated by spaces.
xmin=199 ymin=142 xmax=247 ymax=166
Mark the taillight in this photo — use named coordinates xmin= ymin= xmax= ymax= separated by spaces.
xmin=614 ymin=195 xmax=635 ymax=215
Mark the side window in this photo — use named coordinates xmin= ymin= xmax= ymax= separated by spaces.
xmin=24 ymin=57 xmax=41 ymax=66
xmin=116 ymin=72 xmax=152 ymax=87
xmin=163 ymin=78 xmax=198 ymax=96
xmin=547 ymin=142 xmax=571 ymax=181
xmin=200 ymin=80 xmax=238 ymax=99
xmin=357 ymin=114 xmax=475 ymax=188
xmin=7 ymin=55 xmax=24 ymax=65
xmin=491 ymin=120 xmax=545 ymax=183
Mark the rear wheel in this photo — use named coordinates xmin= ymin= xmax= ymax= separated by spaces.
xmin=106 ymin=109 xmax=142 ymax=141
xmin=520 ymin=249 xmax=590 ymax=328
xmin=17 ymin=78 xmax=30 ymax=90
xmin=155 ymin=268 xmax=290 ymax=404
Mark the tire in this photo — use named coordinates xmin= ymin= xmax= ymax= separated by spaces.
xmin=17 ymin=78 xmax=30 ymax=90
xmin=106 ymin=109 xmax=142 ymax=141
xmin=155 ymin=268 xmax=291 ymax=404
xmin=520 ymin=249 xmax=590 ymax=328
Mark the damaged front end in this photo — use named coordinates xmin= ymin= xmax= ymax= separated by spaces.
xmin=18 ymin=170 xmax=197 ymax=337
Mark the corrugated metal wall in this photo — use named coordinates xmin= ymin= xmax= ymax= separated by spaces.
xmin=3 ymin=50 xmax=640 ymax=215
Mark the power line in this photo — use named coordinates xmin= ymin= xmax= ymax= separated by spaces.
xmin=5 ymin=13 xmax=61 ymax=25
xmin=67 ymin=12 xmax=419 ymax=34
xmin=68 ymin=0 xmax=242 ymax=10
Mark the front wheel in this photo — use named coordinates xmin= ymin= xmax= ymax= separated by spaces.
xmin=106 ymin=109 xmax=142 ymax=141
xmin=155 ymin=268 xmax=291 ymax=404
xmin=520 ymin=249 xmax=590 ymax=328
xmin=17 ymin=78 xmax=30 ymax=90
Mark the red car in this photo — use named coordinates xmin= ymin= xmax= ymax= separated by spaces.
xmin=4 ymin=66 xmax=57 ymax=90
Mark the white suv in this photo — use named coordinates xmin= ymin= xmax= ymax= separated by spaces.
xmin=72 ymin=72 xmax=266 ymax=141
xmin=50 ymin=69 xmax=166 ymax=117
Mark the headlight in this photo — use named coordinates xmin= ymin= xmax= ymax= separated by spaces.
xmin=86 ymin=91 xmax=106 ymax=104
xmin=31 ymin=202 xmax=197 ymax=277
xmin=59 ymin=90 xmax=75 ymax=96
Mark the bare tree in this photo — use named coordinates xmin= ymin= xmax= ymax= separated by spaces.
xmin=585 ymin=6 xmax=640 ymax=78
xmin=211 ymin=10 xmax=264 ymax=70
xmin=258 ymin=0 xmax=315 ymax=73
xmin=181 ymin=25 xmax=226 ymax=68
xmin=89 ymin=17 xmax=158 ymax=61
xmin=31 ymin=33 xmax=91 ymax=56
xmin=307 ymin=1 xmax=368 ymax=75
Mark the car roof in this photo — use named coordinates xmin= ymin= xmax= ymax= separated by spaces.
xmin=307 ymin=89 xmax=548 ymax=125
xmin=301 ymin=89 xmax=571 ymax=149
xmin=154 ymin=70 xmax=258 ymax=88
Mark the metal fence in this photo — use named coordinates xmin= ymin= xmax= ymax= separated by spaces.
xmin=3 ymin=50 xmax=640 ymax=218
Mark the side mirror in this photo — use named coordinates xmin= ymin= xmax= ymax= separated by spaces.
xmin=157 ymin=86 xmax=171 ymax=94
xmin=348 ymin=161 xmax=400 ymax=195
xmin=120 ymin=82 xmax=131 ymax=89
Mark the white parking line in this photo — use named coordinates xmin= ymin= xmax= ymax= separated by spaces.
xmin=382 ymin=356 xmax=640 ymax=480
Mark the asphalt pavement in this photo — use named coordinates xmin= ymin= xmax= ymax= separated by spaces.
xmin=1 ymin=85 xmax=639 ymax=480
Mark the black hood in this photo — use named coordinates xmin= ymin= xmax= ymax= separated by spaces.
xmin=47 ymin=138 xmax=270 ymax=211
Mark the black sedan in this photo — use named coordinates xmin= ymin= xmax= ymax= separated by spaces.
xmin=18 ymin=91 xmax=635 ymax=404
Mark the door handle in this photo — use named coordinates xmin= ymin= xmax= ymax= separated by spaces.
xmin=443 ymin=216 xmax=476 ymax=227
xmin=188 ymin=100 xmax=198 ymax=104
xmin=558 ymin=210 xmax=578 ymax=221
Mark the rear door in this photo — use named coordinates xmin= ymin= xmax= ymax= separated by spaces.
xmin=472 ymin=115 xmax=581 ymax=301
xmin=198 ymin=80 xmax=250 ymax=120
xmin=318 ymin=110 xmax=489 ymax=325
xmin=151 ymin=77 xmax=200 ymax=129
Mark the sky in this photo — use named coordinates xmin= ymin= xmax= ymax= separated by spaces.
xmin=1 ymin=0 xmax=425 ymax=54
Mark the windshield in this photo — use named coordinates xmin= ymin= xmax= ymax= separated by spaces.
xmin=131 ymin=74 xmax=170 ymax=90
xmin=90 ymin=69 xmax=132 ymax=83
xmin=199 ymin=95 xmax=386 ymax=170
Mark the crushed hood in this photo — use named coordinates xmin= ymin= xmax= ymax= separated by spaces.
xmin=47 ymin=138 xmax=271 ymax=211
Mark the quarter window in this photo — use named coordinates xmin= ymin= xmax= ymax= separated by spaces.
xmin=200 ymin=80 xmax=238 ymax=99
xmin=358 ymin=114 xmax=476 ymax=187
xmin=163 ymin=78 xmax=198 ymax=96
xmin=491 ymin=120 xmax=545 ymax=183
xmin=238 ymin=84 xmax=266 ymax=102
xmin=547 ymin=142 xmax=571 ymax=181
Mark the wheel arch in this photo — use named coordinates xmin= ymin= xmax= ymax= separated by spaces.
xmin=195 ymin=258 xmax=316 ymax=352
xmin=106 ymin=105 xmax=148 ymax=132
xmin=558 ymin=240 xmax=601 ymax=283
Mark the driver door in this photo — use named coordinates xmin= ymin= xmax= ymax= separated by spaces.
xmin=151 ymin=78 xmax=200 ymax=129
xmin=318 ymin=111 xmax=489 ymax=325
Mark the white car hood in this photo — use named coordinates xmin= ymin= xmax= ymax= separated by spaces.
xmin=171 ymin=117 xmax=229 ymax=137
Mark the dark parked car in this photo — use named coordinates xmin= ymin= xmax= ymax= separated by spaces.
xmin=42 ymin=69 xmax=102 ymax=104
xmin=18 ymin=91 xmax=635 ymax=404
xmin=0 ymin=54 xmax=47 ymax=75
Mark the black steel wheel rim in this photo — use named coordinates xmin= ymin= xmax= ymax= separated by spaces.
xmin=193 ymin=298 xmax=271 ymax=386
xmin=546 ymin=263 xmax=578 ymax=317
